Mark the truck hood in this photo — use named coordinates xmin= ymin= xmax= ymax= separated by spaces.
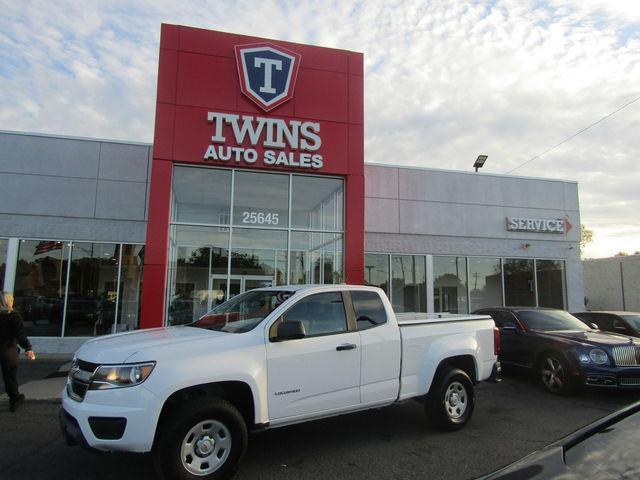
xmin=75 ymin=326 xmax=231 ymax=364
xmin=536 ymin=330 xmax=640 ymax=347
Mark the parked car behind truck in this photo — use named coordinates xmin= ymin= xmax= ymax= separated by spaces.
xmin=60 ymin=285 xmax=499 ymax=480
xmin=475 ymin=307 xmax=640 ymax=394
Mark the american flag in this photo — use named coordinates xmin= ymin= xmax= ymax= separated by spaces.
xmin=34 ymin=241 xmax=63 ymax=255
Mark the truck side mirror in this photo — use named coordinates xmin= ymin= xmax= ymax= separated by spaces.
xmin=275 ymin=320 xmax=306 ymax=341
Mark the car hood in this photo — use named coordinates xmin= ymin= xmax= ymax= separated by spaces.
xmin=75 ymin=326 xmax=233 ymax=364
xmin=536 ymin=329 xmax=640 ymax=347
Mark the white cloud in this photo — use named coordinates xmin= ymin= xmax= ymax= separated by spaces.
xmin=0 ymin=0 xmax=638 ymax=257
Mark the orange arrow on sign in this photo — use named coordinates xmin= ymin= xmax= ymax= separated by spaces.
xmin=565 ymin=217 xmax=573 ymax=234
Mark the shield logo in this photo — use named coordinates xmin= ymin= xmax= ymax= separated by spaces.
xmin=235 ymin=43 xmax=301 ymax=112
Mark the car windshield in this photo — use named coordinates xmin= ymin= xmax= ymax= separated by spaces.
xmin=190 ymin=290 xmax=295 ymax=333
xmin=621 ymin=315 xmax=640 ymax=331
xmin=517 ymin=310 xmax=590 ymax=331
xmin=564 ymin=410 xmax=640 ymax=478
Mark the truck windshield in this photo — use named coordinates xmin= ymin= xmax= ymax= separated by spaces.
xmin=190 ymin=290 xmax=295 ymax=333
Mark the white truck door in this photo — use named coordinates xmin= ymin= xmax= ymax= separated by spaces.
xmin=351 ymin=290 xmax=401 ymax=404
xmin=266 ymin=291 xmax=361 ymax=421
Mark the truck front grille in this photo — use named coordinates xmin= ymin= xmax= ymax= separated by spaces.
xmin=611 ymin=346 xmax=640 ymax=367
xmin=67 ymin=359 xmax=98 ymax=402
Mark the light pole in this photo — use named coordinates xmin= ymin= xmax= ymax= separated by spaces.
xmin=474 ymin=155 xmax=488 ymax=172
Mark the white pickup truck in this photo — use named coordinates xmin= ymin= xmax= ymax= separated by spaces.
xmin=60 ymin=285 xmax=499 ymax=480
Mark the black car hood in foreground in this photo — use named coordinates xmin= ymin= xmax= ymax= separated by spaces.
xmin=534 ymin=329 xmax=640 ymax=347
xmin=478 ymin=401 xmax=640 ymax=479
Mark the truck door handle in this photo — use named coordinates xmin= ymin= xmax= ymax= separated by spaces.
xmin=336 ymin=343 xmax=357 ymax=351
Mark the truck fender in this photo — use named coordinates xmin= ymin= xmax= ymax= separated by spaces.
xmin=420 ymin=335 xmax=479 ymax=395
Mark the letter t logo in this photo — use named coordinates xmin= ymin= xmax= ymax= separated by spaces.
xmin=254 ymin=58 xmax=283 ymax=94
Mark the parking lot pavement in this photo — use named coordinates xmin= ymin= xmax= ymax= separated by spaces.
xmin=0 ymin=372 xmax=638 ymax=480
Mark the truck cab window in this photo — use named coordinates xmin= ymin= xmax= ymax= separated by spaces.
xmin=352 ymin=290 xmax=387 ymax=330
xmin=282 ymin=292 xmax=347 ymax=336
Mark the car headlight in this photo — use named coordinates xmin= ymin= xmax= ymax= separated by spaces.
xmin=579 ymin=353 xmax=590 ymax=364
xmin=589 ymin=349 xmax=608 ymax=365
xmin=88 ymin=362 xmax=156 ymax=390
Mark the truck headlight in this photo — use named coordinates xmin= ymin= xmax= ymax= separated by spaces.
xmin=89 ymin=362 xmax=156 ymax=390
xmin=589 ymin=349 xmax=608 ymax=365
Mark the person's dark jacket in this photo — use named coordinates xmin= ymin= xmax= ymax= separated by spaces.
xmin=0 ymin=311 xmax=32 ymax=352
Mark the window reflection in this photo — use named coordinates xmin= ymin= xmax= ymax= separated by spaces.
xmin=290 ymin=232 xmax=343 ymax=284
xmin=364 ymin=254 xmax=390 ymax=296
xmin=537 ymin=260 xmax=566 ymax=309
xmin=233 ymin=171 xmax=289 ymax=228
xmin=433 ymin=256 xmax=468 ymax=313
xmin=0 ymin=238 xmax=7 ymax=287
xmin=504 ymin=258 xmax=535 ymax=306
xmin=172 ymin=167 xmax=231 ymax=225
xmin=469 ymin=257 xmax=502 ymax=311
xmin=291 ymin=176 xmax=344 ymax=230
xmin=14 ymin=240 xmax=68 ymax=337
xmin=64 ymin=243 xmax=119 ymax=336
xmin=392 ymin=255 xmax=426 ymax=312
xmin=116 ymin=245 xmax=145 ymax=332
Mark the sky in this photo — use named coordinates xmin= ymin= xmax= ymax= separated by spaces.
xmin=0 ymin=0 xmax=638 ymax=258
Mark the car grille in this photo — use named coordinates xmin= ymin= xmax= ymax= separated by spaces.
xmin=611 ymin=346 xmax=640 ymax=367
xmin=618 ymin=378 xmax=640 ymax=386
xmin=67 ymin=359 xmax=98 ymax=402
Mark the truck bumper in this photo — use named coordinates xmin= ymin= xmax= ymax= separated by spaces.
xmin=60 ymin=381 xmax=161 ymax=453
xmin=488 ymin=361 xmax=502 ymax=383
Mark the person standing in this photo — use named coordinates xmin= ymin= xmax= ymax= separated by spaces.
xmin=0 ymin=292 xmax=36 ymax=412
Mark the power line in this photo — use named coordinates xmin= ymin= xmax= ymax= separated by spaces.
xmin=506 ymin=93 xmax=640 ymax=174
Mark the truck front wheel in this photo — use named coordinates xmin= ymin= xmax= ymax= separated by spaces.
xmin=425 ymin=367 xmax=475 ymax=431
xmin=155 ymin=398 xmax=248 ymax=480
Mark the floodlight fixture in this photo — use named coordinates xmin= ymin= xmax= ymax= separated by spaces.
xmin=474 ymin=155 xmax=488 ymax=172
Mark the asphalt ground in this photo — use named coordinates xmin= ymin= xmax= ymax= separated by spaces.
xmin=0 ymin=370 xmax=638 ymax=480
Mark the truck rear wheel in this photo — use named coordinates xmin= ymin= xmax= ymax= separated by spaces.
xmin=155 ymin=398 xmax=248 ymax=480
xmin=425 ymin=367 xmax=475 ymax=431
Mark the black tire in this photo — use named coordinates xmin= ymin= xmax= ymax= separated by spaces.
xmin=425 ymin=367 xmax=475 ymax=431
xmin=539 ymin=353 xmax=573 ymax=395
xmin=154 ymin=398 xmax=248 ymax=480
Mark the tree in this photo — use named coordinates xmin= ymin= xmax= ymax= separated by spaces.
xmin=580 ymin=224 xmax=594 ymax=250
xmin=615 ymin=251 xmax=628 ymax=257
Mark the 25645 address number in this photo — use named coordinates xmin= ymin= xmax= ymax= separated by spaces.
xmin=241 ymin=211 xmax=280 ymax=225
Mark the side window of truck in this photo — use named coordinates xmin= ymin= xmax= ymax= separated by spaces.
xmin=281 ymin=292 xmax=348 ymax=336
xmin=352 ymin=291 xmax=387 ymax=330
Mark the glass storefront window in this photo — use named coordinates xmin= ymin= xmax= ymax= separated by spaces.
xmin=364 ymin=254 xmax=390 ymax=296
xmin=233 ymin=171 xmax=289 ymax=228
xmin=391 ymin=255 xmax=426 ymax=312
xmin=168 ymin=226 xmax=230 ymax=326
xmin=64 ymin=243 xmax=119 ymax=336
xmin=14 ymin=240 xmax=68 ymax=337
xmin=291 ymin=176 xmax=344 ymax=230
xmin=469 ymin=257 xmax=503 ymax=311
xmin=230 ymin=228 xmax=287 ymax=287
xmin=172 ymin=166 xmax=232 ymax=225
xmin=290 ymin=232 xmax=343 ymax=284
xmin=0 ymin=238 xmax=7 ymax=287
xmin=537 ymin=260 xmax=567 ymax=309
xmin=168 ymin=167 xmax=345 ymax=323
xmin=116 ymin=244 xmax=145 ymax=332
xmin=504 ymin=258 xmax=536 ymax=306
xmin=433 ymin=256 xmax=468 ymax=313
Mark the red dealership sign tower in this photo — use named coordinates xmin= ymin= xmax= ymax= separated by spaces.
xmin=140 ymin=24 xmax=365 ymax=328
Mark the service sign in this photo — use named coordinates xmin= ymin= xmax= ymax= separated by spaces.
xmin=506 ymin=217 xmax=573 ymax=234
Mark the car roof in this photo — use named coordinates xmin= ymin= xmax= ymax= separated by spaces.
xmin=477 ymin=306 xmax=562 ymax=312
xmin=578 ymin=311 xmax=640 ymax=316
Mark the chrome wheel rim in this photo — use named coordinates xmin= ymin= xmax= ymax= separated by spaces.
xmin=541 ymin=357 xmax=565 ymax=392
xmin=181 ymin=420 xmax=232 ymax=476
xmin=445 ymin=381 xmax=468 ymax=419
